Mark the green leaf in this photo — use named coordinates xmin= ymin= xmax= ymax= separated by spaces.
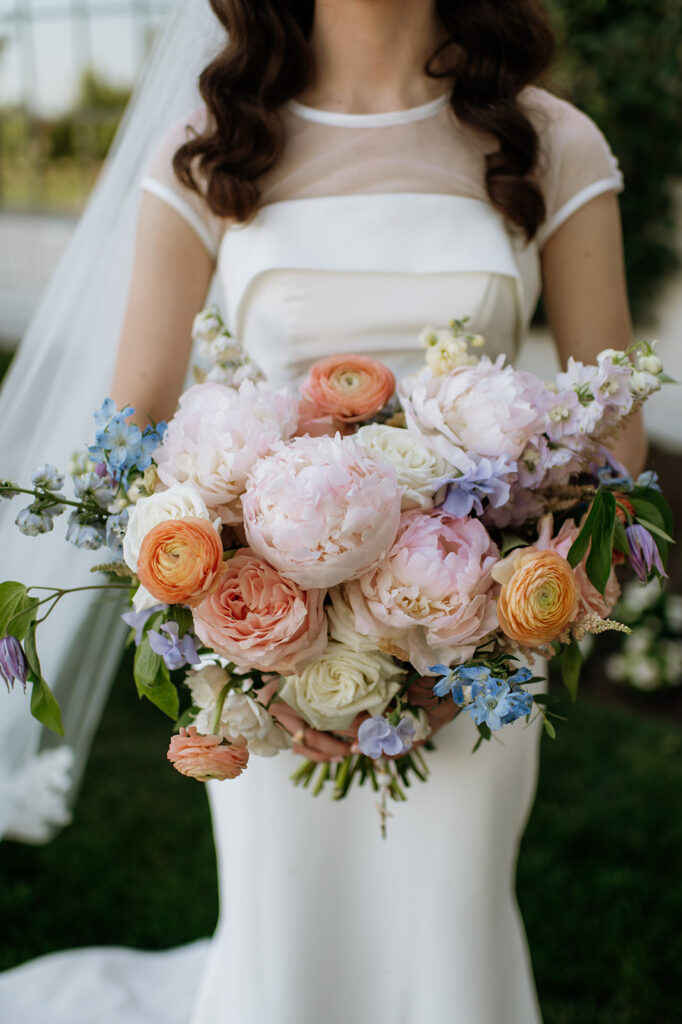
xmin=567 ymin=492 xmax=604 ymax=568
xmin=133 ymin=638 xmax=179 ymax=719
xmin=24 ymin=623 xmax=64 ymax=735
xmin=613 ymin=519 xmax=630 ymax=556
xmin=169 ymin=606 xmax=194 ymax=635
xmin=561 ymin=642 xmax=582 ymax=702
xmin=584 ymin=490 xmax=616 ymax=595
xmin=30 ymin=675 xmax=64 ymax=736
xmin=0 ymin=581 xmax=39 ymax=641
xmin=632 ymin=488 xmax=674 ymax=535
xmin=499 ymin=532 xmax=528 ymax=557
xmin=531 ymin=693 xmax=561 ymax=706
xmin=543 ymin=718 xmax=557 ymax=740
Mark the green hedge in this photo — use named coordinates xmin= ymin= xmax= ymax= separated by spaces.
xmin=546 ymin=0 xmax=682 ymax=320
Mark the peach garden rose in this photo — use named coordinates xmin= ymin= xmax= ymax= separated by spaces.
xmin=492 ymin=547 xmax=579 ymax=647
xmin=136 ymin=516 xmax=223 ymax=606
xmin=191 ymin=549 xmax=327 ymax=675
xmin=300 ymin=354 xmax=395 ymax=424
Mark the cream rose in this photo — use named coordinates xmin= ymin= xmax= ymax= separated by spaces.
xmin=354 ymin=424 xmax=451 ymax=510
xmin=279 ymin=640 xmax=404 ymax=731
xmin=123 ymin=483 xmax=218 ymax=572
xmin=326 ymin=586 xmax=378 ymax=652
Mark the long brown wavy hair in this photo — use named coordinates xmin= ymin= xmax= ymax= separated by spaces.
xmin=174 ymin=0 xmax=555 ymax=240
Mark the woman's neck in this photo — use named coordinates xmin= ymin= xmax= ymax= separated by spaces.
xmin=299 ymin=0 xmax=450 ymax=114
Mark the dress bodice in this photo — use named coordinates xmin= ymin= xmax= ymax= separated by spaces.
xmin=142 ymin=87 xmax=623 ymax=387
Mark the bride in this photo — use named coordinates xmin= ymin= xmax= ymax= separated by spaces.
xmin=0 ymin=0 xmax=647 ymax=1021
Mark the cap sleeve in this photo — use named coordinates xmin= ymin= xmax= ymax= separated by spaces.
xmin=140 ymin=107 xmax=224 ymax=259
xmin=531 ymin=92 xmax=624 ymax=250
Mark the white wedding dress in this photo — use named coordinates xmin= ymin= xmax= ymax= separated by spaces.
xmin=0 ymin=87 xmax=623 ymax=1024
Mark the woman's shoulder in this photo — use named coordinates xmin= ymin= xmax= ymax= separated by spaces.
xmin=520 ymin=87 xmax=624 ymax=247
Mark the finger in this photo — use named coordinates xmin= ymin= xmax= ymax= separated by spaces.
xmin=292 ymin=743 xmax=344 ymax=764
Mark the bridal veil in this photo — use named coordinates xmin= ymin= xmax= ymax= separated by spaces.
xmin=0 ymin=0 xmax=222 ymax=843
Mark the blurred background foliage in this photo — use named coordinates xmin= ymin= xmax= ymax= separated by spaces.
xmin=545 ymin=0 xmax=682 ymax=320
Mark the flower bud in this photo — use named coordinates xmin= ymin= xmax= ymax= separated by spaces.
xmin=15 ymin=507 xmax=54 ymax=536
xmin=0 ymin=636 xmax=28 ymax=693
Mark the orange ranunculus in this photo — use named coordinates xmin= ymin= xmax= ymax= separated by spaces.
xmin=494 ymin=548 xmax=579 ymax=647
xmin=300 ymin=354 xmax=395 ymax=423
xmin=137 ymin=516 xmax=223 ymax=606
xmin=167 ymin=727 xmax=249 ymax=781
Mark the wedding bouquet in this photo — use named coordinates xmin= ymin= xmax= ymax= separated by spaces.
xmin=0 ymin=309 xmax=674 ymax=832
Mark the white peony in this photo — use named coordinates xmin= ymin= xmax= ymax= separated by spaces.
xmin=354 ymin=424 xmax=451 ymax=510
xmin=279 ymin=640 xmax=404 ymax=731
xmin=154 ymin=379 xmax=299 ymax=523
xmin=122 ymin=482 xmax=218 ymax=572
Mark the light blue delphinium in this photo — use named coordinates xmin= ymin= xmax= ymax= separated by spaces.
xmin=73 ymin=472 xmax=116 ymax=510
xmin=137 ymin=422 xmax=167 ymax=471
xmin=468 ymin=678 xmax=516 ymax=731
xmin=121 ymin=604 xmax=167 ymax=646
xmin=430 ymin=663 xmax=491 ymax=704
xmin=636 ymin=469 xmax=661 ymax=492
xmin=147 ymin=622 xmax=201 ymax=671
xmin=30 ymin=463 xmax=65 ymax=492
xmin=65 ymin=511 xmax=106 ymax=550
xmin=500 ymin=689 xmax=534 ymax=725
xmin=438 ymin=453 xmax=516 ymax=518
xmin=357 ymin=714 xmax=416 ymax=759
xmin=15 ymin=507 xmax=55 ymax=536
xmin=105 ymin=508 xmax=129 ymax=559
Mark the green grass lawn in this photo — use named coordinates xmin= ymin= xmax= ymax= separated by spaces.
xmin=0 ymin=650 xmax=680 ymax=1022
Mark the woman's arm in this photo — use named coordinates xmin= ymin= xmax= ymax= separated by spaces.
xmin=110 ymin=192 xmax=216 ymax=427
xmin=540 ymin=192 xmax=648 ymax=478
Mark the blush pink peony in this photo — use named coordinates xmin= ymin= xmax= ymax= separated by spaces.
xmin=167 ymin=727 xmax=249 ymax=781
xmin=242 ymin=434 xmax=403 ymax=590
xmin=345 ymin=509 xmax=500 ymax=674
xmin=535 ymin=513 xmax=621 ymax=617
xmin=154 ymin=379 xmax=299 ymax=524
xmin=398 ymin=356 xmax=549 ymax=472
xmin=191 ymin=549 xmax=327 ymax=674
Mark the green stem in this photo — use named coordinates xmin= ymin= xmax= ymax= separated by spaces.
xmin=210 ymin=681 xmax=233 ymax=735
xmin=1 ymin=485 xmax=98 ymax=512
xmin=312 ymin=761 xmax=330 ymax=796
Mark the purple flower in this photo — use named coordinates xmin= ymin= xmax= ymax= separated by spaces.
xmin=626 ymin=524 xmax=666 ymax=582
xmin=121 ymin=604 xmax=167 ymax=646
xmin=438 ymin=453 xmax=516 ymax=518
xmin=0 ymin=636 xmax=28 ymax=693
xmin=357 ymin=715 xmax=416 ymax=759
xmin=147 ymin=621 xmax=201 ymax=671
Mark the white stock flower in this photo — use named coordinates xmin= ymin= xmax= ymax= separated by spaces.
xmin=401 ymin=707 xmax=431 ymax=743
xmin=122 ymin=482 xmax=218 ymax=572
xmin=186 ymin=663 xmax=231 ymax=710
xmin=629 ymin=370 xmax=661 ymax=397
xmin=279 ymin=640 xmax=404 ymax=731
xmin=354 ymin=424 xmax=451 ymax=510
xmin=194 ymin=691 xmax=291 ymax=758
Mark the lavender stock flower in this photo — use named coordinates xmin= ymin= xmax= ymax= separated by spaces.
xmin=147 ymin=622 xmax=201 ymax=671
xmin=357 ymin=715 xmax=416 ymax=759
xmin=626 ymin=524 xmax=666 ymax=582
xmin=0 ymin=636 xmax=28 ymax=693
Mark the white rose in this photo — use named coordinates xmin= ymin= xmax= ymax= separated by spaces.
xmin=194 ymin=692 xmax=291 ymax=757
xmin=279 ymin=640 xmax=404 ymax=731
xmin=122 ymin=483 xmax=219 ymax=572
xmin=354 ymin=424 xmax=451 ymax=510
xmin=326 ymin=587 xmax=377 ymax=652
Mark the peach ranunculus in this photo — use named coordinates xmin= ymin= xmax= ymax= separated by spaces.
xmin=492 ymin=547 xmax=579 ymax=647
xmin=534 ymin=513 xmax=621 ymax=618
xmin=300 ymin=354 xmax=395 ymax=424
xmin=191 ymin=550 xmax=327 ymax=674
xmin=137 ymin=516 xmax=223 ymax=606
xmin=167 ymin=727 xmax=249 ymax=781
